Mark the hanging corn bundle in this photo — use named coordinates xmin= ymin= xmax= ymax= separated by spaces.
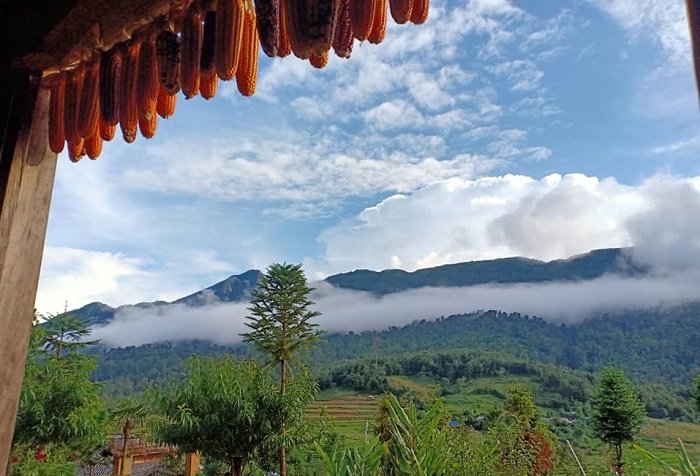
xmin=43 ymin=0 xmax=429 ymax=159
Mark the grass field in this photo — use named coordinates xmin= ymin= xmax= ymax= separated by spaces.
xmin=311 ymin=381 xmax=700 ymax=475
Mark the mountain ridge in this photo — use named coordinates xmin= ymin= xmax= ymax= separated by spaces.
xmin=72 ymin=247 xmax=642 ymax=325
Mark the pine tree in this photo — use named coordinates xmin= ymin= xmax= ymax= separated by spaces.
xmin=592 ymin=367 xmax=645 ymax=475
xmin=241 ymin=262 xmax=323 ymax=476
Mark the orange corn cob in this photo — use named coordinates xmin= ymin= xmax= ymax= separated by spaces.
xmin=277 ymin=0 xmax=292 ymax=57
xmin=351 ymin=0 xmax=375 ymax=41
xmin=410 ymin=0 xmax=428 ymax=24
xmin=200 ymin=68 xmax=218 ymax=99
xmin=67 ymin=138 xmax=85 ymax=162
xmin=120 ymin=41 xmax=141 ymax=143
xmin=100 ymin=121 xmax=116 ymax=141
xmin=48 ymin=73 xmax=66 ymax=154
xmin=138 ymin=35 xmax=159 ymax=121
xmin=157 ymin=86 xmax=177 ymax=118
xmin=64 ymin=67 xmax=84 ymax=143
xmin=138 ymin=109 xmax=158 ymax=138
xmin=309 ymin=51 xmax=329 ymax=68
xmin=369 ymin=0 xmax=387 ymax=44
xmin=99 ymin=48 xmax=122 ymax=126
xmin=85 ymin=132 xmax=103 ymax=159
xmin=254 ymin=0 xmax=279 ymax=57
xmin=78 ymin=55 xmax=100 ymax=139
xmin=156 ymin=30 xmax=181 ymax=95
xmin=332 ymin=0 xmax=353 ymax=58
xmin=389 ymin=0 xmax=412 ymax=24
xmin=181 ymin=5 xmax=203 ymax=98
xmin=215 ymin=0 xmax=245 ymax=80
xmin=236 ymin=11 xmax=259 ymax=96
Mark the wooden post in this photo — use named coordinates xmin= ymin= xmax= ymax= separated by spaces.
xmin=185 ymin=452 xmax=201 ymax=476
xmin=0 ymin=72 xmax=58 ymax=474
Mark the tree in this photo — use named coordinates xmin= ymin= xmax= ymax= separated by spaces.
xmin=110 ymin=397 xmax=152 ymax=476
xmin=592 ymin=367 xmax=645 ymax=475
xmin=11 ymin=318 xmax=108 ymax=473
xmin=154 ymin=357 xmax=316 ymax=476
xmin=242 ymin=262 xmax=323 ymax=476
xmin=694 ymin=375 xmax=700 ymax=414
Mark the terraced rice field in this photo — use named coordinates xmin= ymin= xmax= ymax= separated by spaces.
xmin=310 ymin=396 xmax=380 ymax=445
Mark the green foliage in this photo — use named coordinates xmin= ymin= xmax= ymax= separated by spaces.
xmin=634 ymin=439 xmax=699 ymax=476
xmin=693 ymin=376 xmax=700 ymax=414
xmin=154 ymin=357 xmax=316 ymax=476
xmin=382 ymin=393 xmax=449 ymax=476
xmin=316 ymin=435 xmax=386 ymax=476
xmin=592 ymin=367 xmax=646 ymax=473
xmin=12 ymin=320 xmax=108 ymax=467
xmin=42 ymin=312 xmax=99 ymax=359
xmin=242 ymin=262 xmax=323 ymax=374
xmin=8 ymin=445 xmax=76 ymax=476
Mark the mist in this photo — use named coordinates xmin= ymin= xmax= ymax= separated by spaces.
xmin=91 ymin=270 xmax=700 ymax=347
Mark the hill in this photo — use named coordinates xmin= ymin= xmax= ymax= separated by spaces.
xmin=73 ymin=247 xmax=640 ymax=325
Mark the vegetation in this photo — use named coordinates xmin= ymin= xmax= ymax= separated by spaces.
xmin=242 ymin=262 xmax=323 ymax=476
xmin=11 ymin=316 xmax=108 ymax=474
xmin=592 ymin=367 xmax=646 ymax=475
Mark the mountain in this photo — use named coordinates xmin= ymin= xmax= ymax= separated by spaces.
xmin=73 ymin=248 xmax=642 ymax=324
xmin=325 ymin=247 xmax=642 ymax=295
xmin=74 ymin=269 xmax=262 ymax=325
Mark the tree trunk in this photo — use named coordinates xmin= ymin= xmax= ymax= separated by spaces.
xmin=279 ymin=358 xmax=286 ymax=476
xmin=231 ymin=457 xmax=244 ymax=476
xmin=120 ymin=420 xmax=132 ymax=476
xmin=614 ymin=442 xmax=624 ymax=475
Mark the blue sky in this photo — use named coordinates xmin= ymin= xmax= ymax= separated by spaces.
xmin=36 ymin=0 xmax=700 ymax=314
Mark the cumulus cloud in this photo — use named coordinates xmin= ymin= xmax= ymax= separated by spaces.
xmin=312 ymin=173 xmax=700 ymax=275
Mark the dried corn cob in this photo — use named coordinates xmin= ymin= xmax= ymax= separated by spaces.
xmin=99 ymin=48 xmax=122 ymax=126
xmin=85 ymin=132 xmax=103 ymax=159
xmin=200 ymin=69 xmax=218 ymax=99
xmin=156 ymin=30 xmax=181 ymax=95
xmin=254 ymin=0 xmax=279 ymax=57
xmin=78 ymin=55 xmax=100 ymax=139
xmin=368 ymin=0 xmax=387 ymax=44
xmin=285 ymin=0 xmax=312 ymax=59
xmin=389 ymin=0 xmax=412 ymax=24
xmin=157 ymin=86 xmax=177 ymax=118
xmin=309 ymin=51 xmax=329 ymax=68
xmin=138 ymin=34 xmax=159 ymax=121
xmin=138 ymin=110 xmax=158 ymax=138
xmin=48 ymin=73 xmax=66 ymax=154
xmin=181 ymin=5 xmax=203 ymax=98
xmin=351 ymin=0 xmax=375 ymax=41
xmin=410 ymin=0 xmax=428 ymax=24
xmin=332 ymin=0 xmax=353 ymax=58
xmin=120 ymin=41 xmax=141 ymax=143
xmin=64 ymin=67 xmax=84 ymax=144
xmin=215 ymin=0 xmax=245 ymax=80
xmin=307 ymin=0 xmax=338 ymax=55
xmin=236 ymin=11 xmax=259 ymax=96
xmin=67 ymin=138 xmax=85 ymax=162
xmin=277 ymin=0 xmax=292 ymax=57
xmin=100 ymin=121 xmax=116 ymax=141
xmin=201 ymin=11 xmax=217 ymax=74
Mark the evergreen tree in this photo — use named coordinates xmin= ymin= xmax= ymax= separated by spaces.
xmin=694 ymin=375 xmax=700 ymax=414
xmin=591 ymin=367 xmax=645 ymax=475
xmin=241 ymin=262 xmax=323 ymax=476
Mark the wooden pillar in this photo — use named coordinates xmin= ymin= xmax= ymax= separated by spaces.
xmin=185 ymin=452 xmax=201 ymax=476
xmin=0 ymin=72 xmax=58 ymax=474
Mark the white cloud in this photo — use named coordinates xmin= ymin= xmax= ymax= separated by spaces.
xmin=363 ymin=100 xmax=425 ymax=130
xmin=311 ymin=173 xmax=700 ymax=275
xmin=91 ymin=271 xmax=700 ymax=347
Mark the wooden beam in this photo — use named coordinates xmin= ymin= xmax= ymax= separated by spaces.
xmin=0 ymin=73 xmax=58 ymax=474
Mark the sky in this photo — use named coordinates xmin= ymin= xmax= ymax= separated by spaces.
xmin=36 ymin=0 xmax=700 ymax=321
